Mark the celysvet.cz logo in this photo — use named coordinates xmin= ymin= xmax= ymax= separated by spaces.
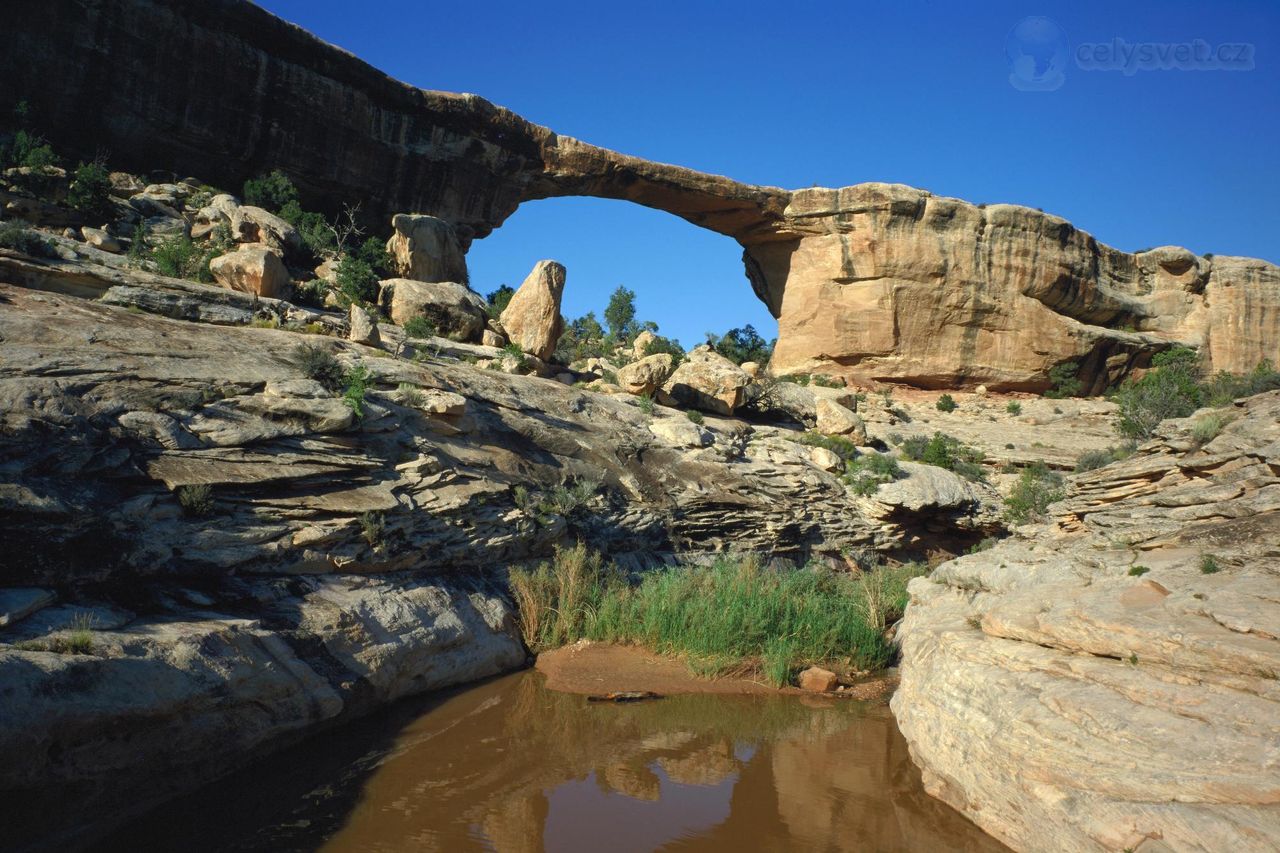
xmin=1006 ymin=16 xmax=1256 ymax=91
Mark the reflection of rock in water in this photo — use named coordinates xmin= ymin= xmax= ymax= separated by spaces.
xmin=601 ymin=763 xmax=662 ymax=801
xmin=656 ymin=741 xmax=740 ymax=787
xmin=110 ymin=671 xmax=1006 ymax=852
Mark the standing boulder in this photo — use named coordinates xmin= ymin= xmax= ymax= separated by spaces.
xmin=499 ymin=260 xmax=566 ymax=361
xmin=661 ymin=346 xmax=752 ymax=415
xmin=385 ymin=214 xmax=467 ymax=283
xmin=632 ymin=329 xmax=657 ymax=360
xmin=209 ymin=246 xmax=290 ymax=299
xmin=378 ymin=278 xmax=486 ymax=341
xmin=348 ymin=303 xmax=380 ymax=346
xmin=615 ymin=353 xmax=675 ymax=396
xmin=816 ymin=398 xmax=866 ymax=442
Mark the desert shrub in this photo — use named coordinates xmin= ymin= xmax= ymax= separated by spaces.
xmin=0 ymin=220 xmax=55 ymax=257
xmin=812 ymin=374 xmax=842 ymax=389
xmin=1113 ymin=347 xmax=1201 ymax=439
xmin=1006 ymin=401 xmax=1022 ymax=415
xmin=176 ymin=483 xmax=214 ymax=517
xmin=1199 ymin=554 xmax=1221 ymax=574
xmin=353 ymin=235 xmax=392 ymax=275
xmin=242 ymin=170 xmax=298 ymax=212
xmin=1128 ymin=565 xmax=1151 ymax=576
xmin=342 ymin=364 xmax=371 ymax=418
xmin=1004 ymin=462 xmax=1065 ymax=524
xmin=636 ymin=393 xmax=655 ymax=415
xmin=486 ymin=284 xmax=514 ymax=318
xmin=1190 ymin=411 xmax=1231 ymax=446
xmin=554 ymin=312 xmax=608 ymax=363
xmin=706 ymin=324 xmax=773 ymax=365
xmin=281 ymin=202 xmax=336 ymax=257
xmin=1074 ymin=441 xmax=1137 ymax=472
xmin=358 ymin=511 xmax=385 ymax=549
xmin=1200 ymin=360 xmax=1280 ymax=406
xmin=792 ymin=431 xmax=858 ymax=460
xmin=900 ymin=432 xmax=986 ymax=481
xmin=150 ymin=234 xmax=217 ymax=282
xmin=403 ymin=316 xmax=437 ymax=340
xmin=935 ymin=393 xmax=957 ymax=412
xmin=335 ymin=252 xmax=379 ymax=306
xmin=512 ymin=478 xmax=599 ymax=524
xmin=686 ymin=409 xmax=704 ymax=424
xmin=843 ymin=452 xmax=901 ymax=496
xmin=642 ymin=333 xmax=685 ymax=367
xmin=508 ymin=547 xmax=914 ymax=685
xmin=1044 ymin=361 xmax=1083 ymax=399
xmin=295 ymin=343 xmax=345 ymax=392
xmin=67 ymin=161 xmax=113 ymax=220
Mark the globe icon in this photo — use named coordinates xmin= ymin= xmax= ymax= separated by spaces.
xmin=1005 ymin=16 xmax=1068 ymax=91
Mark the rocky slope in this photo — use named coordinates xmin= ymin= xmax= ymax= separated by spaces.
xmin=6 ymin=1 xmax=1278 ymax=390
xmin=0 ymin=247 xmax=1016 ymax=850
xmin=892 ymin=392 xmax=1280 ymax=852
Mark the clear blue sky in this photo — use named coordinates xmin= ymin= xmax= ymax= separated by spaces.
xmin=257 ymin=0 xmax=1278 ymax=348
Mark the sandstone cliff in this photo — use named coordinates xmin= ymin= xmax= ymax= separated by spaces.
xmin=5 ymin=0 xmax=1277 ymax=390
xmin=892 ymin=392 xmax=1280 ymax=851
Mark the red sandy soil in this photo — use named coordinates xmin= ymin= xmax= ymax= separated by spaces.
xmin=535 ymin=641 xmax=897 ymax=703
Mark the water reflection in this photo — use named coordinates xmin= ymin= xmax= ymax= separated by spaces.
xmin=101 ymin=671 xmax=1005 ymax=853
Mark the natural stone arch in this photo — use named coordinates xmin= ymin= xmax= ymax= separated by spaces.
xmin=9 ymin=0 xmax=1277 ymax=389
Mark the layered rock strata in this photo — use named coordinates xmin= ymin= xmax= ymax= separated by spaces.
xmin=892 ymin=392 xmax=1280 ymax=852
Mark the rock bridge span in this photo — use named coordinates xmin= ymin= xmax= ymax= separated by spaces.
xmin=5 ymin=0 xmax=1277 ymax=389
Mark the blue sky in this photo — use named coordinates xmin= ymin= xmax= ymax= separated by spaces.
xmin=257 ymin=0 xmax=1278 ymax=347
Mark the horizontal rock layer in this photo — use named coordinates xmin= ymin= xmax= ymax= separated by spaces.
xmin=5 ymin=1 xmax=1276 ymax=389
xmin=892 ymin=391 xmax=1280 ymax=852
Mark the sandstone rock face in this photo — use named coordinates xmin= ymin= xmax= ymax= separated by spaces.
xmin=379 ymin=278 xmax=486 ymax=340
xmin=208 ymin=246 xmax=290 ymax=299
xmin=892 ymin=391 xmax=1280 ymax=852
xmin=10 ymin=3 xmax=1276 ymax=390
xmin=348 ymin=303 xmax=380 ymax=345
xmin=386 ymin=214 xmax=467 ymax=283
xmin=615 ymin=353 xmax=675 ymax=396
xmin=499 ymin=260 xmax=565 ymax=361
xmin=815 ymin=398 xmax=864 ymax=440
xmin=80 ymin=226 xmax=120 ymax=253
xmin=631 ymin=329 xmax=657 ymax=360
xmin=661 ymin=347 xmax=752 ymax=415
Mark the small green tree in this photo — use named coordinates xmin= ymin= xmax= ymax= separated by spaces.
xmin=67 ymin=161 xmax=113 ymax=220
xmin=706 ymin=324 xmax=773 ymax=365
xmin=242 ymin=170 xmax=298 ymax=212
xmin=1044 ymin=361 xmax=1083 ymax=399
xmin=1113 ymin=347 xmax=1201 ymax=439
xmin=486 ymin=284 xmax=515 ymax=318
xmin=604 ymin=285 xmax=638 ymax=341
xmin=1004 ymin=462 xmax=1065 ymax=523
xmin=936 ymin=393 xmax=957 ymax=412
xmin=336 ymin=253 xmax=379 ymax=305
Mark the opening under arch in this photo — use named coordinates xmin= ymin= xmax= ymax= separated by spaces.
xmin=465 ymin=197 xmax=778 ymax=351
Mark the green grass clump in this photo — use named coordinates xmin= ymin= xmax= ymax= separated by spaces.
xmin=1075 ymin=441 xmax=1137 ymax=472
xmin=1003 ymin=462 xmax=1065 ymax=524
xmin=342 ymin=364 xmax=371 ymax=418
xmin=0 ymin=221 xmax=56 ymax=257
xmin=403 ymin=316 xmax=436 ymax=340
xmin=1005 ymin=400 xmax=1022 ymax=415
xmin=686 ymin=409 xmax=704 ymax=424
xmin=935 ymin=393 xmax=957 ymax=412
xmin=1199 ymin=554 xmax=1221 ymax=574
xmin=637 ymin=393 xmax=655 ymax=415
xmin=1128 ymin=565 xmax=1151 ymax=576
xmin=900 ymin=432 xmax=986 ymax=481
xmin=176 ymin=483 xmax=214 ymax=517
xmin=508 ymin=545 xmax=926 ymax=686
xmin=843 ymin=452 xmax=901 ymax=496
xmin=791 ymin=431 xmax=858 ymax=460
xmin=1190 ymin=411 xmax=1231 ymax=446
xmin=294 ymin=343 xmax=345 ymax=392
